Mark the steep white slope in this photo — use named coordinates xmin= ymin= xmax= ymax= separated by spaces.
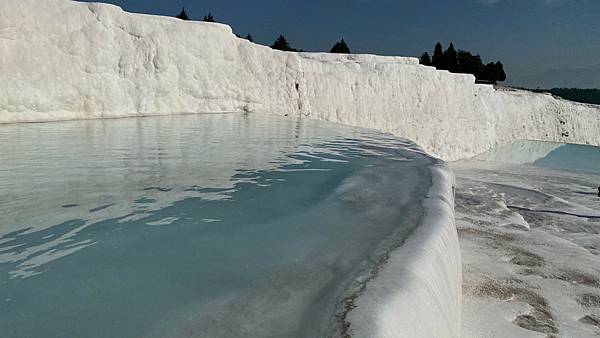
xmin=0 ymin=0 xmax=294 ymax=120
xmin=346 ymin=165 xmax=461 ymax=338
xmin=1 ymin=0 xmax=599 ymax=161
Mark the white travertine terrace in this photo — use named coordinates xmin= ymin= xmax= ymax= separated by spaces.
xmin=1 ymin=0 xmax=599 ymax=162
xmin=1 ymin=1 xmax=599 ymax=337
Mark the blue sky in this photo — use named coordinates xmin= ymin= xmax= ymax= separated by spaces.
xmin=80 ymin=0 xmax=600 ymax=87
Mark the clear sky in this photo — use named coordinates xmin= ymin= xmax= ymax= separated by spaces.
xmin=80 ymin=0 xmax=600 ymax=88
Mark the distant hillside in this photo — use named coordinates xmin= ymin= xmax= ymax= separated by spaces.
xmin=530 ymin=88 xmax=600 ymax=106
xmin=507 ymin=65 xmax=600 ymax=89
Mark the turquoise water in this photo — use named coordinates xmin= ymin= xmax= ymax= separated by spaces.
xmin=534 ymin=143 xmax=600 ymax=175
xmin=0 ymin=114 xmax=436 ymax=338
xmin=475 ymin=140 xmax=600 ymax=175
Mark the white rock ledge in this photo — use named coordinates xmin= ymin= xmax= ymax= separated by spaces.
xmin=347 ymin=164 xmax=460 ymax=338
xmin=2 ymin=0 xmax=599 ymax=162
xmin=1 ymin=1 xmax=598 ymax=337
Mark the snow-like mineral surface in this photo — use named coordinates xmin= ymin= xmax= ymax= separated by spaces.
xmin=346 ymin=165 xmax=461 ymax=338
xmin=1 ymin=0 xmax=600 ymax=161
xmin=455 ymin=142 xmax=600 ymax=337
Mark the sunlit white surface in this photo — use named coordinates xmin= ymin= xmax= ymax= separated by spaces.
xmin=2 ymin=0 xmax=600 ymax=161
xmin=455 ymin=141 xmax=600 ymax=337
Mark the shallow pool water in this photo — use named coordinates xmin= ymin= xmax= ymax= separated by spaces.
xmin=534 ymin=143 xmax=600 ymax=175
xmin=475 ymin=140 xmax=600 ymax=175
xmin=0 ymin=114 xmax=436 ymax=338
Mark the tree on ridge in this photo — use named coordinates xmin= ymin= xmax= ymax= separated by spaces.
xmin=420 ymin=52 xmax=432 ymax=66
xmin=330 ymin=38 xmax=350 ymax=54
xmin=432 ymin=42 xmax=444 ymax=69
xmin=271 ymin=35 xmax=299 ymax=52
xmin=494 ymin=61 xmax=506 ymax=82
xmin=443 ymin=42 xmax=458 ymax=72
xmin=176 ymin=7 xmax=189 ymax=20
xmin=203 ymin=13 xmax=215 ymax=22
xmin=479 ymin=62 xmax=506 ymax=84
xmin=457 ymin=50 xmax=483 ymax=76
xmin=423 ymin=42 xmax=507 ymax=83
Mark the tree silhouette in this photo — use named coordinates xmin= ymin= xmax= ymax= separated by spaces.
xmin=176 ymin=7 xmax=189 ymax=21
xmin=479 ymin=62 xmax=506 ymax=84
xmin=443 ymin=42 xmax=458 ymax=72
xmin=330 ymin=38 xmax=350 ymax=53
xmin=271 ymin=35 xmax=299 ymax=52
xmin=456 ymin=50 xmax=483 ymax=76
xmin=420 ymin=52 xmax=432 ymax=66
xmin=422 ymin=42 xmax=506 ymax=82
xmin=432 ymin=42 xmax=444 ymax=69
xmin=203 ymin=13 xmax=215 ymax=22
xmin=479 ymin=63 xmax=494 ymax=83
xmin=494 ymin=61 xmax=506 ymax=82
xmin=271 ymin=35 xmax=290 ymax=51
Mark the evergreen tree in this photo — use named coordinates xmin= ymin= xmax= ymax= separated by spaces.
xmin=479 ymin=63 xmax=491 ymax=82
xmin=443 ymin=42 xmax=458 ymax=72
xmin=419 ymin=52 xmax=432 ymax=66
xmin=479 ymin=62 xmax=507 ymax=84
xmin=271 ymin=35 xmax=290 ymax=51
xmin=330 ymin=38 xmax=350 ymax=53
xmin=457 ymin=50 xmax=483 ymax=76
xmin=480 ymin=62 xmax=497 ymax=83
xmin=245 ymin=34 xmax=254 ymax=43
xmin=203 ymin=13 xmax=215 ymax=22
xmin=271 ymin=35 xmax=298 ymax=52
xmin=494 ymin=61 xmax=506 ymax=82
xmin=432 ymin=42 xmax=444 ymax=69
xmin=176 ymin=7 xmax=189 ymax=21
xmin=422 ymin=42 xmax=508 ymax=82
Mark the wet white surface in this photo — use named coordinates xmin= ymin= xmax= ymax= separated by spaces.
xmin=455 ymin=142 xmax=600 ymax=337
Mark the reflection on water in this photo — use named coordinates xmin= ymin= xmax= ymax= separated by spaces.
xmin=0 ymin=114 xmax=435 ymax=338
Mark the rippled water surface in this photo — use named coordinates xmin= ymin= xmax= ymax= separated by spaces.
xmin=0 ymin=114 xmax=435 ymax=338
